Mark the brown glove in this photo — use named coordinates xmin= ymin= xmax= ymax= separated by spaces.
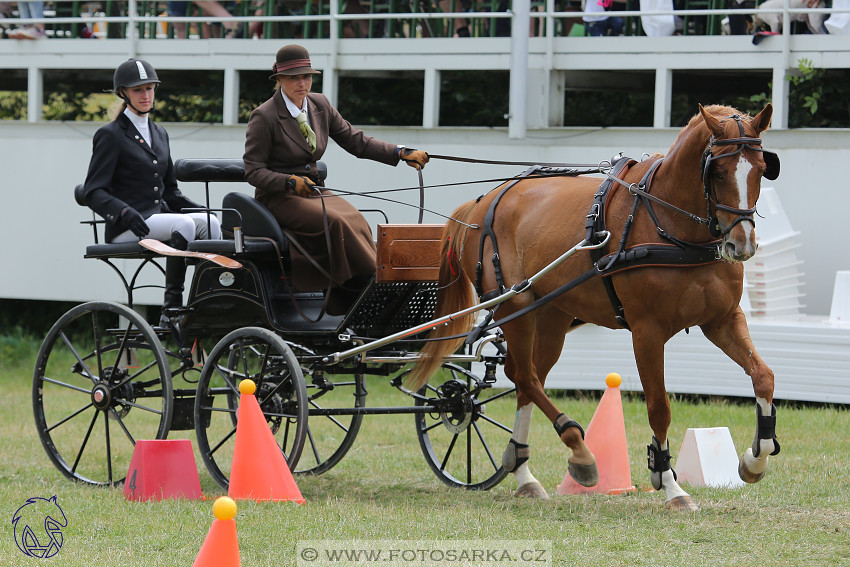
xmin=399 ymin=147 xmax=429 ymax=170
xmin=287 ymin=175 xmax=317 ymax=197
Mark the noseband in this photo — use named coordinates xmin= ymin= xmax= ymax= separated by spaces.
xmin=700 ymin=114 xmax=776 ymax=238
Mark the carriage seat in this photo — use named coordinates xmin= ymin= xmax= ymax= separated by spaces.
xmin=74 ymin=183 xmax=150 ymax=259
xmin=174 ymin=158 xmax=326 ymax=265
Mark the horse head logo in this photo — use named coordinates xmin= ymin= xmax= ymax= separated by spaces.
xmin=12 ymin=495 xmax=67 ymax=558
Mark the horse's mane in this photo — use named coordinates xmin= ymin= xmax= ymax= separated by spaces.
xmin=667 ymin=104 xmax=753 ymax=157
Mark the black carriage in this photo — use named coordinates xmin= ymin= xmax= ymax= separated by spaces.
xmin=32 ymin=159 xmax=517 ymax=491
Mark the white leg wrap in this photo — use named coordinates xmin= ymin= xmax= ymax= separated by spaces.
xmin=511 ymin=404 xmax=536 ymax=487
xmin=741 ymin=447 xmax=769 ymax=476
xmin=512 ymin=404 xmax=533 ymax=443
xmin=660 ymin=469 xmax=690 ymax=502
xmin=514 ymin=462 xmax=540 ymax=488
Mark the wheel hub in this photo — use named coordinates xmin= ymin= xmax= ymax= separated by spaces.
xmin=90 ymin=367 xmax=134 ymax=418
xmin=438 ymin=379 xmax=475 ymax=434
xmin=91 ymin=384 xmax=111 ymax=409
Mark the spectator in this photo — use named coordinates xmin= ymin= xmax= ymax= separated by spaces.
xmin=168 ymin=0 xmax=240 ymax=39
xmin=8 ymin=0 xmax=46 ymax=39
xmin=583 ymin=0 xmax=625 ymax=35
xmin=754 ymin=0 xmax=827 ymax=33
xmin=439 ymin=0 xmax=471 ymax=36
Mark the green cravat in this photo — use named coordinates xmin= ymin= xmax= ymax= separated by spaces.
xmin=296 ymin=110 xmax=317 ymax=152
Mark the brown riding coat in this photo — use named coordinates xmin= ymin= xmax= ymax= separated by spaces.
xmin=243 ymin=90 xmax=400 ymax=291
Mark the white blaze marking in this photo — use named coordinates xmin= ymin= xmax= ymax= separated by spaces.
xmin=734 ymin=155 xmax=755 ymax=244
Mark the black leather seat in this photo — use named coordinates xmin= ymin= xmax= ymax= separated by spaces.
xmin=75 ymin=183 xmax=148 ymax=259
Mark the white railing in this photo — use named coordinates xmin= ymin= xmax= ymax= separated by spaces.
xmin=7 ymin=0 xmax=850 ymax=40
xmin=3 ymin=0 xmax=849 ymax=131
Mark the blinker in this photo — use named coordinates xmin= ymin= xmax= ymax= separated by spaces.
xmin=762 ymin=150 xmax=780 ymax=180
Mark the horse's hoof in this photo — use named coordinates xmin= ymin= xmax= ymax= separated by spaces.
xmin=568 ymin=460 xmax=599 ymax=487
xmin=665 ymin=495 xmax=700 ymax=512
xmin=738 ymin=458 xmax=766 ymax=484
xmin=514 ymin=481 xmax=549 ymax=499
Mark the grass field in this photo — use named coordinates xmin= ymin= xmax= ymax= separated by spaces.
xmin=2 ymin=333 xmax=849 ymax=566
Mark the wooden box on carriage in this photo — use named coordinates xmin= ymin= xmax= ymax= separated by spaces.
xmin=376 ymin=224 xmax=443 ymax=283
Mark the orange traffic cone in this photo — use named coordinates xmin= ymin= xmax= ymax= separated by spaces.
xmin=556 ymin=373 xmax=636 ymax=495
xmin=228 ymin=379 xmax=306 ymax=503
xmin=193 ymin=497 xmax=240 ymax=567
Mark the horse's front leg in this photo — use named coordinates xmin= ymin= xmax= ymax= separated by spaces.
xmin=701 ymin=307 xmax=780 ymax=483
xmin=632 ymin=329 xmax=699 ymax=511
xmin=503 ymin=397 xmax=549 ymax=498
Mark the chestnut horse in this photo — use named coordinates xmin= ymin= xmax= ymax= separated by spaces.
xmin=409 ymin=104 xmax=781 ymax=510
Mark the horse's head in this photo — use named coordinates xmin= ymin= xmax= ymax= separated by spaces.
xmin=698 ymin=103 xmax=778 ymax=262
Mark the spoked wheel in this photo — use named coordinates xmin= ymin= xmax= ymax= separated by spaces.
xmin=33 ymin=301 xmax=172 ymax=485
xmin=294 ymin=362 xmax=366 ymax=476
xmin=412 ymin=363 xmax=516 ymax=490
xmin=194 ymin=327 xmax=308 ymax=489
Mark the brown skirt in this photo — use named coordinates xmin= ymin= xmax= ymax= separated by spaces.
xmin=257 ymin=189 xmax=376 ymax=291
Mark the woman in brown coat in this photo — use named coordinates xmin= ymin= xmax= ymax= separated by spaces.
xmin=243 ymin=44 xmax=428 ymax=312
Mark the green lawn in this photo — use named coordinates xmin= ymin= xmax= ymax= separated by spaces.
xmin=2 ymin=334 xmax=849 ymax=566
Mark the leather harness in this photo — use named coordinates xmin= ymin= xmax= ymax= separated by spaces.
xmin=472 ymin=155 xmax=724 ymax=331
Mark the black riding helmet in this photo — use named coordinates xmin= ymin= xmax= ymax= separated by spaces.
xmin=113 ymin=58 xmax=160 ymax=114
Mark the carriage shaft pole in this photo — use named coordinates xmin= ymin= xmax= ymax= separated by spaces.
xmin=309 ymin=405 xmax=439 ymax=416
xmin=323 ymin=232 xmax=610 ymax=364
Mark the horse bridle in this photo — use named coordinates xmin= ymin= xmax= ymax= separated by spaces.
xmin=699 ymin=114 xmax=780 ymax=237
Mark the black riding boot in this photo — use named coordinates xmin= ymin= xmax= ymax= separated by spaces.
xmin=160 ymin=232 xmax=188 ymax=326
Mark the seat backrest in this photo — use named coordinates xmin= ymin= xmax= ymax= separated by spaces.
xmin=222 ymin=192 xmax=287 ymax=248
xmin=175 ymin=158 xmax=328 ymax=184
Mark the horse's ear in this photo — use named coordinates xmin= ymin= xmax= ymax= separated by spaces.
xmin=698 ymin=104 xmax=724 ymax=138
xmin=752 ymin=103 xmax=773 ymax=134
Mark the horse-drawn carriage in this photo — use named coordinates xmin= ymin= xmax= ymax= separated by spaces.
xmin=33 ymin=156 xmax=521 ymax=491
xmin=33 ymin=104 xmax=783 ymax=510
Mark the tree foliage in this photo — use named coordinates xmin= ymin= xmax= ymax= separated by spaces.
xmin=1 ymin=65 xmax=848 ymax=128
xmin=734 ymin=59 xmax=850 ymax=128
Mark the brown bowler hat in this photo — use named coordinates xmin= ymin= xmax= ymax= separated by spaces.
xmin=269 ymin=44 xmax=322 ymax=79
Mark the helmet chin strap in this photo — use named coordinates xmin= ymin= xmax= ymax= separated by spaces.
xmin=118 ymin=88 xmax=156 ymax=115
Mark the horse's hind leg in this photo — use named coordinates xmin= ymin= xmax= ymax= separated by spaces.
xmin=701 ymin=308 xmax=780 ymax=483
xmin=505 ymin=396 xmax=549 ymax=499
xmin=502 ymin=310 xmax=598 ymax=493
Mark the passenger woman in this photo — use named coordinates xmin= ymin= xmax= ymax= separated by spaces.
xmin=83 ymin=58 xmax=221 ymax=323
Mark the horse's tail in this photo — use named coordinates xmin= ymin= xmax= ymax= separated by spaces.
xmin=406 ymin=201 xmax=479 ymax=391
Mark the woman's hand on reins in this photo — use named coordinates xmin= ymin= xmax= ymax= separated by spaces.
xmin=287 ymin=174 xmax=318 ymax=197
xmin=399 ymin=148 xmax=430 ymax=170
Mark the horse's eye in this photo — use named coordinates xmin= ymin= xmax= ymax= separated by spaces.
xmin=713 ymin=171 xmax=723 ymax=181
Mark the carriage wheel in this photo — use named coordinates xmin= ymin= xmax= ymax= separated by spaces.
xmin=32 ymin=301 xmax=172 ymax=486
xmin=412 ymin=363 xmax=515 ymax=490
xmin=294 ymin=364 xmax=366 ymax=476
xmin=194 ymin=327 xmax=308 ymax=489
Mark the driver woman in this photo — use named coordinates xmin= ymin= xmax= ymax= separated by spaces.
xmin=82 ymin=58 xmax=221 ymax=323
xmin=243 ymin=44 xmax=429 ymax=313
